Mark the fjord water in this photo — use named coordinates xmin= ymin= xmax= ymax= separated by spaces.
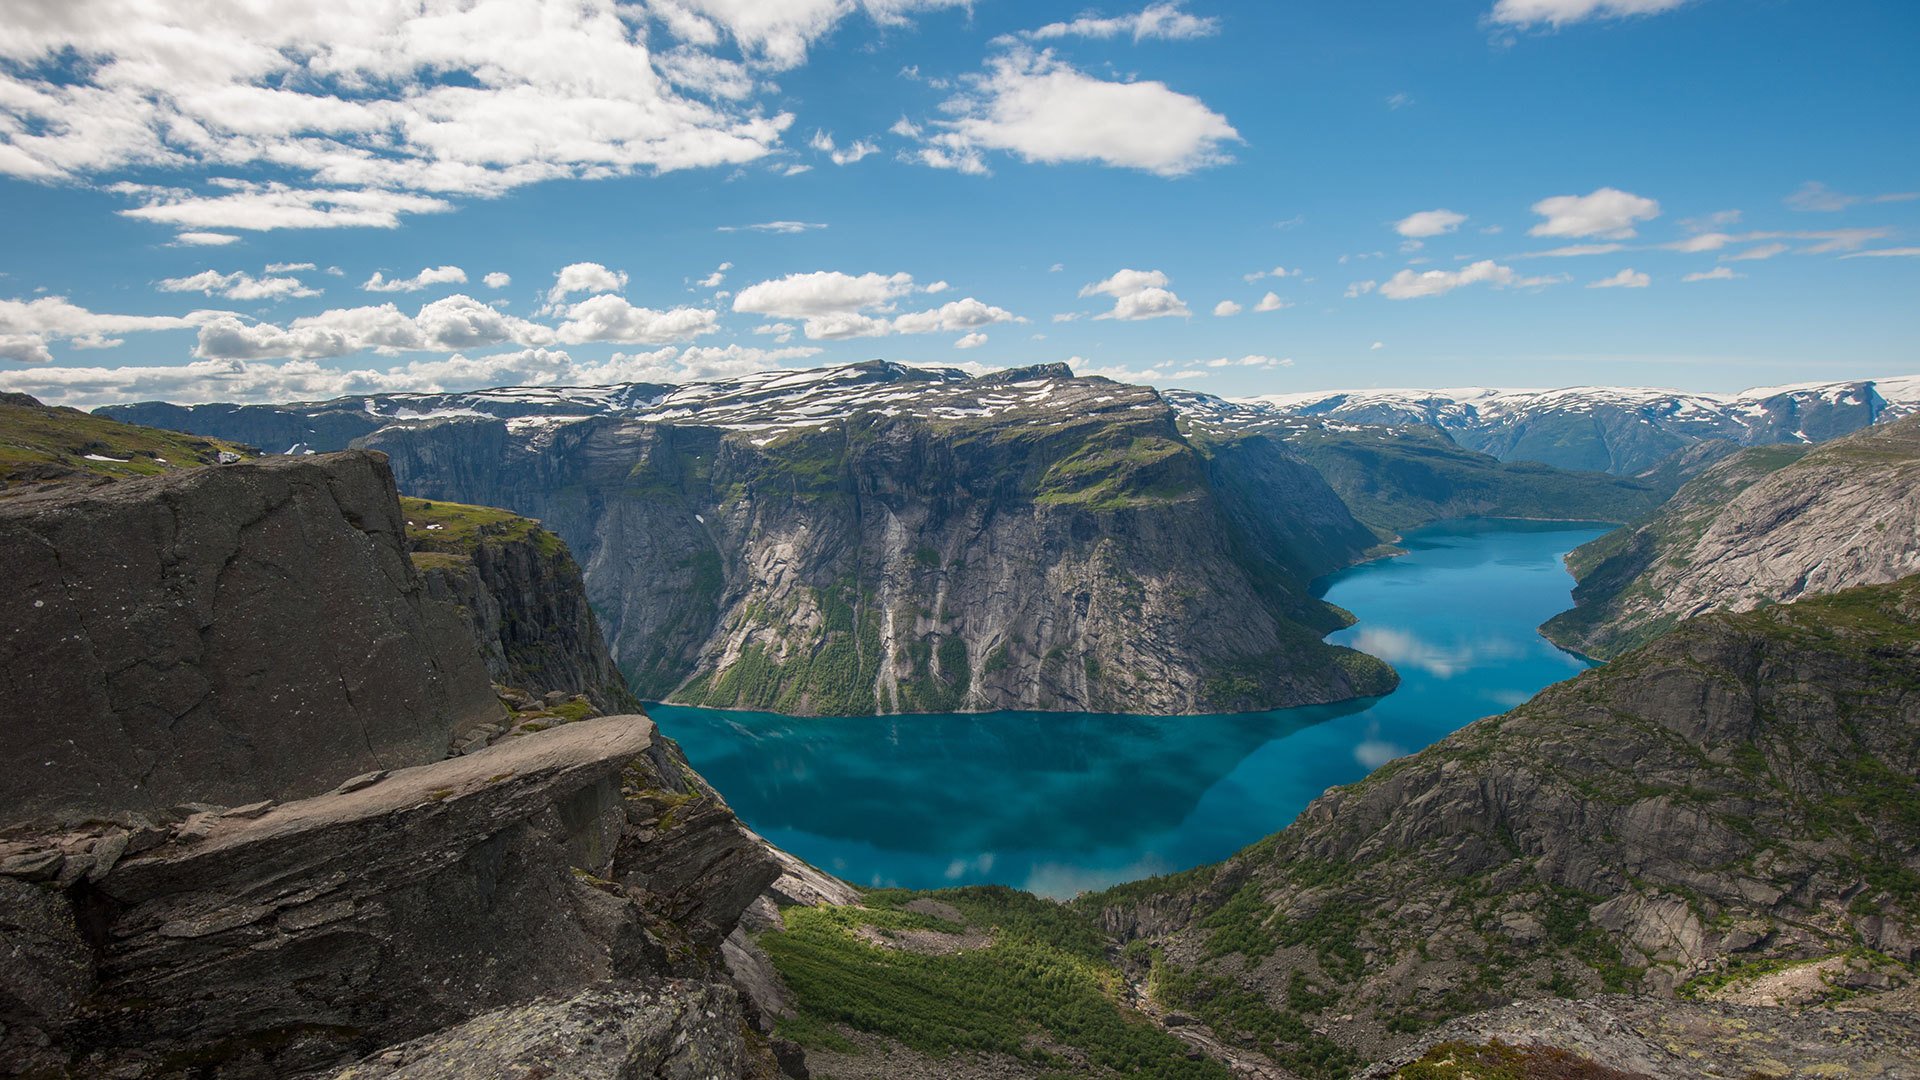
xmin=658 ymin=519 xmax=1610 ymax=898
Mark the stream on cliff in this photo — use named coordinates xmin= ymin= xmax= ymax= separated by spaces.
xmin=657 ymin=519 xmax=1611 ymax=898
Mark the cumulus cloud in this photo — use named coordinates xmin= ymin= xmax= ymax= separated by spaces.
xmin=1588 ymin=268 xmax=1650 ymax=288
xmin=0 ymin=0 xmax=869 ymax=232
xmin=1395 ymin=209 xmax=1467 ymax=238
xmin=1242 ymin=266 xmax=1298 ymax=282
xmin=697 ymin=262 xmax=734 ymax=289
xmin=1213 ymin=300 xmax=1242 ymax=317
xmin=1529 ymin=187 xmax=1661 ymax=239
xmin=553 ymin=295 xmax=720 ymax=345
xmin=731 ymin=270 xmax=1016 ymax=340
xmin=158 ymin=269 xmax=320 ymax=300
xmin=363 ymin=265 xmax=468 ymax=293
xmin=194 ymin=295 xmax=553 ymax=360
xmin=1784 ymin=181 xmax=1920 ymax=213
xmin=954 ymin=332 xmax=988 ymax=349
xmin=1489 ymin=0 xmax=1690 ymax=27
xmin=906 ymin=47 xmax=1238 ymax=177
xmin=546 ymin=262 xmax=630 ymax=308
xmin=1 ymin=295 xmax=222 ymax=359
xmin=1683 ymin=267 xmax=1743 ymax=282
xmin=734 ymin=271 xmax=916 ymax=317
xmin=1019 ymin=2 xmax=1220 ymax=42
xmin=483 ymin=272 xmax=512 ymax=289
xmin=1378 ymin=260 xmax=1564 ymax=299
xmin=173 ymin=231 xmax=241 ymax=246
xmin=1079 ymin=269 xmax=1189 ymax=321
xmin=1345 ymin=280 xmax=1378 ymax=298
xmin=1254 ymin=292 xmax=1291 ymax=312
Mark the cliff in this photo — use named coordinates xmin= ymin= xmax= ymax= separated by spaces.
xmin=402 ymin=496 xmax=638 ymax=712
xmin=1543 ymin=413 xmax=1920 ymax=658
xmin=363 ymin=364 xmax=1394 ymax=715
xmin=1078 ymin=576 xmax=1920 ymax=1071
xmin=0 ymin=438 xmax=796 ymax=1078
xmin=0 ymin=452 xmax=502 ymax=825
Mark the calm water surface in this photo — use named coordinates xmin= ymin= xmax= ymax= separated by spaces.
xmin=657 ymin=519 xmax=1610 ymax=897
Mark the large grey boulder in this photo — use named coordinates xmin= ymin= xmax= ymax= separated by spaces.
xmin=0 ymin=452 xmax=501 ymax=827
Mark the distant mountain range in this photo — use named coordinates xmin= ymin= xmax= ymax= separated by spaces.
xmin=1170 ymin=376 xmax=1920 ymax=474
xmin=103 ymin=368 xmax=1920 ymax=479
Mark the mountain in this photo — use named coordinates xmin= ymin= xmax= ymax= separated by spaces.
xmin=1197 ymin=376 xmax=1920 ymax=475
xmin=1171 ymin=393 xmax=1668 ymax=533
xmin=1542 ymin=414 xmax=1920 ymax=659
xmin=357 ymin=362 xmax=1394 ymax=715
xmin=0 ymin=391 xmax=251 ymax=493
xmin=1069 ymin=574 xmax=1920 ymax=1071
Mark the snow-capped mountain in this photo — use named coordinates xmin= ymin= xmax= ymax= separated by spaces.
xmin=1168 ymin=376 xmax=1920 ymax=475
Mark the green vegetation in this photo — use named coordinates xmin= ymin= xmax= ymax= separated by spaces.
xmin=400 ymin=496 xmax=560 ymax=555
xmin=1150 ymin=959 xmax=1359 ymax=1079
xmin=759 ymin=888 xmax=1228 ymax=1079
xmin=1395 ymin=1040 xmax=1642 ymax=1080
xmin=1034 ymin=430 xmax=1201 ymax=511
xmin=673 ymin=574 xmax=888 ymax=714
xmin=0 ymin=395 xmax=251 ymax=492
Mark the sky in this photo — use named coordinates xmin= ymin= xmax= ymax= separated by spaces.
xmin=0 ymin=0 xmax=1915 ymax=409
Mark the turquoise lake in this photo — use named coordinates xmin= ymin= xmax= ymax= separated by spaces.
xmin=656 ymin=519 xmax=1611 ymax=898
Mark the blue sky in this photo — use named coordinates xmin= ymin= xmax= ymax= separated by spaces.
xmin=0 ymin=0 xmax=1915 ymax=407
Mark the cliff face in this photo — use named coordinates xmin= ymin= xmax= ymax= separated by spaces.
xmin=1082 ymin=577 xmax=1920 ymax=1068
xmin=1543 ymin=414 xmax=1920 ymax=658
xmin=0 ymin=441 xmax=791 ymax=1077
xmin=403 ymin=497 xmax=638 ymax=712
xmin=0 ymin=452 xmax=501 ymax=825
xmin=365 ymin=365 xmax=1393 ymax=715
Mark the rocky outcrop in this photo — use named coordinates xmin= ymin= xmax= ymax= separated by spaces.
xmin=1 ymin=715 xmax=785 ymax=1077
xmin=363 ymin=365 xmax=1393 ymax=715
xmin=404 ymin=497 xmax=637 ymax=712
xmin=0 ymin=452 xmax=501 ymax=826
xmin=1083 ymin=576 xmax=1920 ymax=1067
xmin=1544 ymin=414 xmax=1920 ymax=658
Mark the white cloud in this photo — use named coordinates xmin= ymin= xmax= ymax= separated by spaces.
xmin=173 ymin=231 xmax=241 ymax=246
xmin=1213 ymin=300 xmax=1242 ymax=317
xmin=888 ymin=298 xmax=1020 ymax=334
xmin=1785 ymin=181 xmax=1920 ymax=213
xmin=193 ymin=295 xmax=556 ymax=360
xmin=1489 ymin=0 xmax=1690 ymax=27
xmin=1588 ymin=268 xmax=1650 ymax=289
xmin=158 ymin=269 xmax=320 ymax=300
xmin=546 ymin=262 xmax=629 ymax=307
xmin=1387 ymin=92 xmax=1414 ymax=110
xmin=954 ymin=332 xmax=988 ymax=349
xmin=908 ymin=47 xmax=1238 ymax=177
xmin=1682 ymin=267 xmax=1742 ymax=282
xmin=0 ymin=343 xmax=824 ymax=409
xmin=1200 ymin=354 xmax=1288 ymax=369
xmin=1345 ymin=280 xmax=1378 ymax=298
xmin=1254 ymin=292 xmax=1291 ymax=312
xmin=1530 ymin=243 xmax=1627 ymax=257
xmin=362 ymin=265 xmax=468 ymax=293
xmin=1 ymin=295 xmax=220 ymax=360
xmin=0 ymin=0 xmax=821 ymax=232
xmin=1080 ymin=268 xmax=1189 ymax=321
xmin=698 ymin=262 xmax=734 ymax=288
xmin=1378 ymin=260 xmax=1564 ymax=299
xmin=1020 ymin=2 xmax=1220 ymax=42
xmin=1395 ymin=209 xmax=1467 ymax=239
xmin=1842 ymin=247 xmax=1920 ymax=259
xmin=1242 ymin=266 xmax=1298 ymax=282
xmin=266 ymin=262 xmax=315 ymax=273
xmin=716 ymin=220 xmax=829 ymax=233
xmin=1370 ymin=341 xmax=1385 ymax=350
xmin=809 ymin=130 xmax=879 ymax=165
xmin=1722 ymin=243 xmax=1788 ymax=263
xmin=1529 ymin=187 xmax=1660 ymax=239
xmin=553 ymin=295 xmax=720 ymax=345
xmin=483 ymin=272 xmax=512 ymax=289
xmin=734 ymin=270 xmax=916 ymax=317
